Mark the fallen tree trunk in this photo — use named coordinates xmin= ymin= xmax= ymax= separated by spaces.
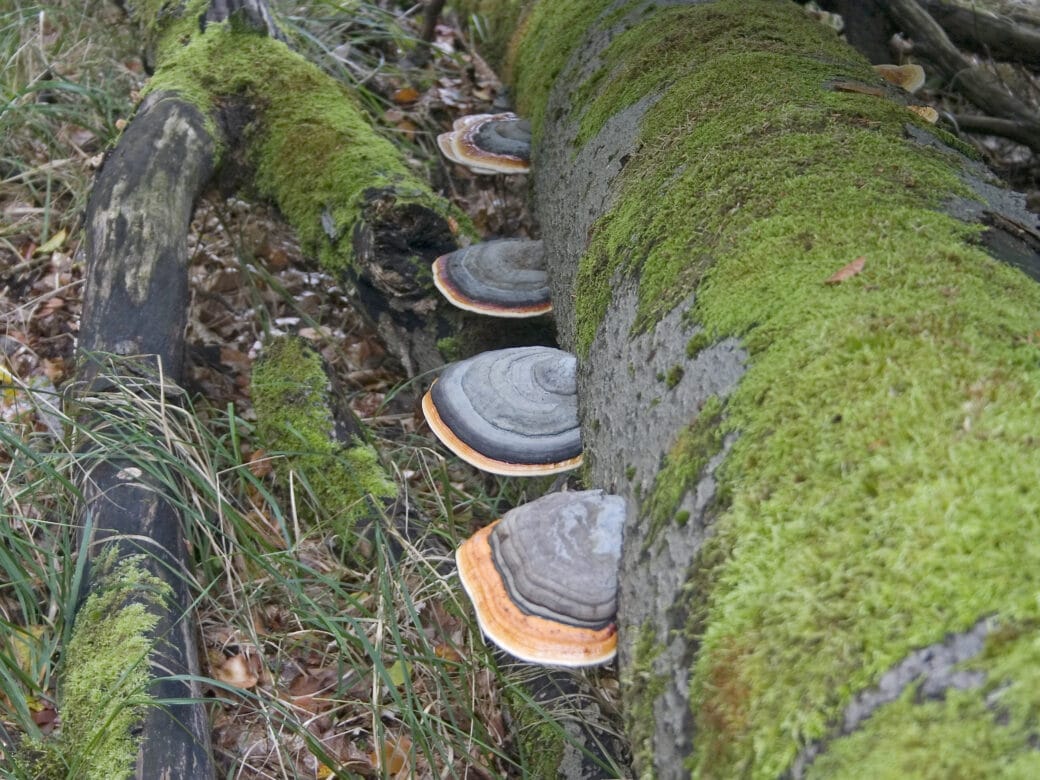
xmin=72 ymin=93 xmax=217 ymax=780
xmin=460 ymin=0 xmax=1040 ymax=777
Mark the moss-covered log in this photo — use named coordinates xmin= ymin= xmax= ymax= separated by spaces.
xmin=73 ymin=93 xmax=217 ymax=779
xmin=461 ymin=0 xmax=1040 ymax=777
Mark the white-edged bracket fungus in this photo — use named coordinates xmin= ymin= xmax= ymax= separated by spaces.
xmin=873 ymin=63 xmax=926 ymax=94
xmin=456 ymin=490 xmax=625 ymax=666
xmin=432 ymin=239 xmax=551 ymax=317
xmin=422 ymin=346 xmax=582 ymax=476
xmin=437 ymin=113 xmax=531 ymax=174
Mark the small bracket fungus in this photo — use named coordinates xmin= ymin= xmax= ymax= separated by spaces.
xmin=456 ymin=490 xmax=626 ymax=666
xmin=422 ymin=346 xmax=582 ymax=476
xmin=432 ymin=239 xmax=551 ymax=317
xmin=437 ymin=113 xmax=531 ymax=174
xmin=873 ymin=63 xmax=926 ymax=94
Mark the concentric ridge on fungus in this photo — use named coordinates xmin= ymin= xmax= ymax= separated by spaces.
xmin=432 ymin=239 xmax=551 ymax=317
xmin=422 ymin=346 xmax=582 ymax=476
xmin=437 ymin=112 xmax=531 ymax=174
xmin=456 ymin=489 xmax=626 ymax=666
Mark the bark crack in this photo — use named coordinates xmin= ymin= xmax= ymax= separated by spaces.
xmin=782 ymin=616 xmax=995 ymax=779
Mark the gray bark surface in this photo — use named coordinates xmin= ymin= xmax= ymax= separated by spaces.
xmin=75 ymin=93 xmax=218 ymax=779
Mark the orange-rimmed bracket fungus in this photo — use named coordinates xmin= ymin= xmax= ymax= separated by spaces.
xmin=456 ymin=490 xmax=626 ymax=666
xmin=437 ymin=113 xmax=531 ymax=174
xmin=422 ymin=346 xmax=582 ymax=476
xmin=873 ymin=63 xmax=926 ymax=94
xmin=432 ymin=239 xmax=551 ymax=317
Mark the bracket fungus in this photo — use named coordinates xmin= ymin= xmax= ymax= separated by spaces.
xmin=432 ymin=239 xmax=551 ymax=317
xmin=437 ymin=113 xmax=531 ymax=174
xmin=422 ymin=346 xmax=582 ymax=476
xmin=456 ymin=490 xmax=626 ymax=666
xmin=873 ymin=63 xmax=926 ymax=94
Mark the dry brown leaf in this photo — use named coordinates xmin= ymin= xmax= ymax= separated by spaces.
xmin=831 ymin=81 xmax=885 ymax=97
xmin=371 ymin=735 xmax=412 ymax=775
xmin=391 ymin=87 xmax=421 ymax=104
xmin=824 ymin=255 xmax=866 ymax=285
xmin=908 ymin=105 xmax=939 ymax=123
xmin=213 ymin=653 xmax=259 ymax=689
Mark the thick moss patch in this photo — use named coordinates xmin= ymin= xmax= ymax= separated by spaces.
xmin=144 ymin=21 xmax=463 ymax=275
xmin=570 ymin=2 xmax=975 ymax=355
xmin=18 ymin=554 xmax=169 ymax=779
xmin=499 ymin=0 xmax=1040 ymax=777
xmin=805 ymin=622 xmax=1040 ymax=779
xmin=251 ymin=337 xmax=396 ymax=537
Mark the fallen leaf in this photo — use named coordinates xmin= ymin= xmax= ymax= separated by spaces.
xmin=371 ymin=735 xmax=412 ymax=775
xmin=824 ymin=255 xmax=866 ymax=285
xmin=391 ymin=87 xmax=420 ymax=104
xmin=34 ymin=229 xmax=66 ymax=256
xmin=908 ymin=105 xmax=938 ymax=123
xmin=213 ymin=653 xmax=259 ymax=689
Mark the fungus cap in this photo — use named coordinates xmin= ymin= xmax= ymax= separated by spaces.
xmin=436 ymin=112 xmax=531 ymax=174
xmin=422 ymin=346 xmax=581 ymax=476
xmin=456 ymin=490 xmax=625 ymax=666
xmin=874 ymin=63 xmax=925 ymax=93
xmin=433 ymin=239 xmax=551 ymax=317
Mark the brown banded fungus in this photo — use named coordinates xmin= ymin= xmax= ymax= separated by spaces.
xmin=456 ymin=490 xmax=625 ymax=666
xmin=437 ymin=113 xmax=531 ymax=174
xmin=422 ymin=346 xmax=582 ymax=476
xmin=873 ymin=63 xmax=926 ymax=94
xmin=432 ymin=239 xmax=551 ymax=317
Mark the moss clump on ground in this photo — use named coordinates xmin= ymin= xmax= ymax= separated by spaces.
xmin=251 ymin=337 xmax=396 ymax=538
xmin=642 ymin=395 xmax=725 ymax=545
xmin=498 ymin=1 xmax=1040 ymax=776
xmin=17 ymin=553 xmax=169 ymax=780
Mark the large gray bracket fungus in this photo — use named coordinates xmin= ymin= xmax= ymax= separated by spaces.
xmin=422 ymin=346 xmax=582 ymax=476
xmin=432 ymin=239 xmax=551 ymax=317
xmin=456 ymin=489 xmax=626 ymax=666
xmin=437 ymin=112 xmax=531 ymax=174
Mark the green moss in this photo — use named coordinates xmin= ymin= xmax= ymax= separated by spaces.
xmin=686 ymin=331 xmax=713 ymax=359
xmin=436 ymin=336 xmax=462 ymax=362
xmin=18 ymin=552 xmax=170 ymax=779
xmin=251 ymin=337 xmax=396 ymax=537
xmin=501 ymin=683 xmax=567 ymax=777
xmin=806 ymin=622 xmax=1040 ymax=779
xmin=506 ymin=0 xmax=616 ymax=138
xmin=622 ymin=621 xmax=667 ymax=776
xmin=625 ymin=464 xmax=636 ymax=481
xmin=665 ymin=365 xmax=684 ymax=389
xmin=564 ymin=1 xmax=975 ymax=355
xmin=643 ymin=395 xmax=725 ymax=545
xmin=143 ymin=21 xmax=464 ymax=276
xmin=496 ymin=1 xmax=1040 ymax=776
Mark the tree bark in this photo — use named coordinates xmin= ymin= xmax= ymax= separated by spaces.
xmin=75 ymin=93 xmax=218 ymax=780
xmin=461 ymin=0 xmax=1040 ymax=777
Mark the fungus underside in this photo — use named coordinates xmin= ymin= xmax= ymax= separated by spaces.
xmin=510 ymin=0 xmax=1040 ymax=776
